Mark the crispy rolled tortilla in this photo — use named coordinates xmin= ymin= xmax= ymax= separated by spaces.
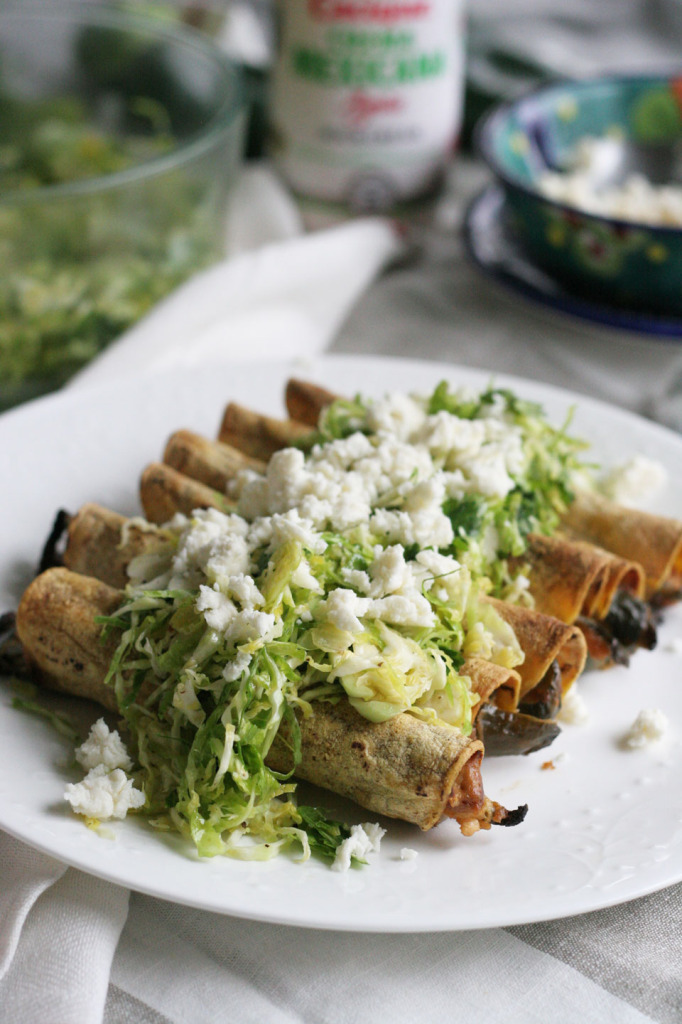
xmin=488 ymin=598 xmax=587 ymax=696
xmin=15 ymin=568 xmax=121 ymax=711
xmin=140 ymin=463 xmax=232 ymax=524
xmin=285 ymin=378 xmax=337 ymax=427
xmin=564 ymin=489 xmax=682 ymax=601
xmin=63 ymin=504 xmax=173 ymax=590
xmin=267 ymin=699 xmax=492 ymax=833
xmin=13 ymin=567 xmax=522 ymax=834
xmin=163 ymin=431 xmax=265 ymax=494
xmin=510 ymin=533 xmax=645 ymax=624
xmin=218 ymin=402 xmax=310 ymax=460
xmin=464 ymin=657 xmax=520 ymax=715
xmin=511 ymin=533 xmax=657 ymax=665
xmin=63 ymin=505 xmax=168 ymax=588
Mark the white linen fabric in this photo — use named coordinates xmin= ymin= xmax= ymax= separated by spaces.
xmin=5 ymin=52 xmax=682 ymax=1024
xmin=102 ymin=895 xmax=662 ymax=1024
xmin=71 ymin=166 xmax=402 ymax=390
xmin=0 ymin=833 xmax=128 ymax=1024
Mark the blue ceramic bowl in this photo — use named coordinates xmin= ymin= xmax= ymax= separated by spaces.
xmin=478 ymin=73 xmax=682 ymax=316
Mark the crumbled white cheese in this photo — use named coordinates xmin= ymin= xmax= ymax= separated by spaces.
xmin=370 ymin=592 xmax=435 ymax=628
xmin=558 ymin=688 xmax=589 ymax=726
xmin=367 ymin=392 xmax=427 ymax=438
xmin=196 ymin=586 xmax=238 ymax=633
xmin=222 ymin=649 xmax=252 ymax=682
xmin=75 ymin=718 xmax=133 ymax=772
xmin=319 ymin=579 xmax=437 ymax=632
xmin=170 ymin=509 xmax=250 ymax=589
xmin=366 ymin=544 xmax=413 ymax=597
xmin=156 ymin=386 xmax=537 ymax=677
xmin=229 ymin=395 xmax=529 ymax=552
xmin=400 ymin=847 xmax=419 ymax=861
xmin=332 ymin=822 xmax=386 ymax=872
xmin=290 ymin=556 xmax=323 ymax=593
xmin=538 ymin=136 xmax=682 ymax=226
xmin=67 ymin=720 xmax=145 ymax=821
xmin=65 ymin=764 xmax=145 ymax=821
xmin=600 ymin=456 xmax=668 ymax=508
xmin=623 ymin=708 xmax=669 ymax=748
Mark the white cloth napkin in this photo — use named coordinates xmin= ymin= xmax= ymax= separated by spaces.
xmin=0 ymin=163 xmax=402 ymax=1024
xmin=0 ymin=834 xmax=128 ymax=1024
xmin=71 ymin=165 xmax=402 ymax=390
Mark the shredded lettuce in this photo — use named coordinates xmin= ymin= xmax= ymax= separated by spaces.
xmin=320 ymin=382 xmax=588 ymax=590
xmin=11 ymin=695 xmax=82 ymax=744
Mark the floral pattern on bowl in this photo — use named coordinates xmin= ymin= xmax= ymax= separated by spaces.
xmin=478 ymin=74 xmax=682 ymax=314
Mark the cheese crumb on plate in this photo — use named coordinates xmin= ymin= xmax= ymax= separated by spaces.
xmin=622 ymin=708 xmax=669 ymax=749
xmin=65 ymin=718 xmax=145 ymax=821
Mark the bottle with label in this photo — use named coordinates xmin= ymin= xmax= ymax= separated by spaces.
xmin=268 ymin=0 xmax=467 ymax=225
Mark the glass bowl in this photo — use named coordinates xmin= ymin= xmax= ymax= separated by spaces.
xmin=0 ymin=3 xmax=246 ymax=411
xmin=477 ymin=74 xmax=682 ymax=317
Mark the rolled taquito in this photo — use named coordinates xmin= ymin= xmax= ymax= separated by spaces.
xmin=511 ymin=533 xmax=644 ymax=624
xmin=140 ymin=463 xmax=233 ymax=524
xmin=163 ymin=430 xmax=265 ymax=494
xmin=63 ymin=504 xmax=174 ymax=590
xmin=267 ymin=698 xmax=492 ymax=834
xmin=563 ymin=489 xmax=682 ymax=601
xmin=510 ymin=532 xmax=656 ymax=664
xmin=487 ymin=598 xmax=587 ymax=696
xmin=15 ymin=568 xmax=121 ymax=711
xmin=14 ymin=566 xmax=522 ymax=834
xmin=285 ymin=378 xmax=337 ymax=427
xmin=218 ymin=402 xmax=310 ymax=459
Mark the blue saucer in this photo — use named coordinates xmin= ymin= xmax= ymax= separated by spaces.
xmin=463 ymin=185 xmax=682 ymax=340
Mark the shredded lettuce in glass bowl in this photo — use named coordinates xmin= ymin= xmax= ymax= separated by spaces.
xmin=0 ymin=3 xmax=245 ymax=411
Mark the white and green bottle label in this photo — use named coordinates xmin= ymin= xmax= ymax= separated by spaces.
xmin=269 ymin=0 xmax=467 ymax=214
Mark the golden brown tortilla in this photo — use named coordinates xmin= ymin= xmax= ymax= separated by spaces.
xmin=512 ymin=532 xmax=645 ymax=624
xmin=139 ymin=462 xmax=232 ymax=524
xmin=267 ymin=698 xmax=482 ymax=830
xmin=564 ymin=489 xmax=682 ymax=600
xmin=15 ymin=567 xmax=121 ymax=711
xmin=488 ymin=598 xmax=587 ymax=696
xmin=218 ymin=402 xmax=310 ymax=459
xmin=285 ymin=378 xmax=336 ymax=427
xmin=464 ymin=657 xmax=521 ymax=714
xmin=64 ymin=504 xmax=172 ymax=590
xmin=163 ymin=431 xmax=265 ymax=494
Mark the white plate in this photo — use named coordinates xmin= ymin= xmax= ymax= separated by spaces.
xmin=2 ymin=354 xmax=682 ymax=933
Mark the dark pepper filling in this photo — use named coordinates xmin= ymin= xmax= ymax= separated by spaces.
xmin=578 ymin=591 xmax=659 ymax=667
